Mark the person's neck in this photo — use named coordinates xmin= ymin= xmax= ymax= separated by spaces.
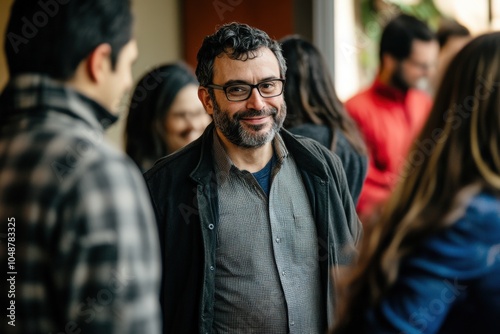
xmin=377 ymin=71 xmax=409 ymax=93
xmin=216 ymin=129 xmax=274 ymax=173
xmin=377 ymin=70 xmax=392 ymax=88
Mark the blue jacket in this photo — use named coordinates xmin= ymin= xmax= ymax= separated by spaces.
xmin=144 ymin=123 xmax=362 ymax=333
xmin=365 ymin=192 xmax=500 ymax=333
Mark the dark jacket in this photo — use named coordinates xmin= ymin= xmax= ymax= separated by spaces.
xmin=144 ymin=123 xmax=362 ymax=334
xmin=288 ymin=123 xmax=368 ymax=204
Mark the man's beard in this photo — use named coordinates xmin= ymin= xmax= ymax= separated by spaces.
xmin=212 ymin=98 xmax=286 ymax=148
xmin=391 ymin=62 xmax=410 ymax=92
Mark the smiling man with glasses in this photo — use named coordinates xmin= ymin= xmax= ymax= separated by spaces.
xmin=144 ymin=22 xmax=361 ymax=334
xmin=207 ymin=78 xmax=286 ymax=101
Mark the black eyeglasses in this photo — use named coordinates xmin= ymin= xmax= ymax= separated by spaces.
xmin=207 ymin=79 xmax=285 ymax=102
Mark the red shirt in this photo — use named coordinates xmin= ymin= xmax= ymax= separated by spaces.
xmin=345 ymin=78 xmax=432 ymax=221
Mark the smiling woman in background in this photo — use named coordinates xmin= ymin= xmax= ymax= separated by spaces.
xmin=125 ymin=62 xmax=212 ymax=171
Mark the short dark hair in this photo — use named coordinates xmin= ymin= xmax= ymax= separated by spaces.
xmin=195 ymin=22 xmax=286 ymax=87
xmin=5 ymin=0 xmax=133 ymax=80
xmin=379 ymin=14 xmax=436 ymax=63
xmin=436 ymin=19 xmax=470 ymax=48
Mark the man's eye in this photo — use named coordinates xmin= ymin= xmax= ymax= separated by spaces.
xmin=227 ymin=85 xmax=248 ymax=94
xmin=259 ymin=82 xmax=277 ymax=92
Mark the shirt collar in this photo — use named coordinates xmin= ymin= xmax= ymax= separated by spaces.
xmin=0 ymin=73 xmax=118 ymax=130
xmin=212 ymin=129 xmax=289 ymax=178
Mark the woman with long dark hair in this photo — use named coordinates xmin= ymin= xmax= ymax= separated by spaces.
xmin=333 ymin=32 xmax=500 ymax=333
xmin=125 ymin=63 xmax=211 ymax=171
xmin=280 ymin=36 xmax=367 ymax=204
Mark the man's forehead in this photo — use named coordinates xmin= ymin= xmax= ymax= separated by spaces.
xmin=212 ymin=47 xmax=280 ymax=81
xmin=221 ymin=47 xmax=263 ymax=60
xmin=410 ymin=39 xmax=438 ymax=55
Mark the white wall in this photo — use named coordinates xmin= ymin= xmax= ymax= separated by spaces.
xmin=334 ymin=0 xmax=360 ymax=102
xmin=107 ymin=0 xmax=182 ymax=149
xmin=311 ymin=0 xmax=361 ymax=102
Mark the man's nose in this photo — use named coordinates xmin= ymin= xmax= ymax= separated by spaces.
xmin=245 ymin=87 xmax=266 ymax=111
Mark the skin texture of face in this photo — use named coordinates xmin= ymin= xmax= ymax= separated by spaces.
xmin=393 ymin=40 xmax=439 ymax=90
xmin=201 ymin=47 xmax=286 ymax=150
xmin=392 ymin=39 xmax=439 ymax=91
xmin=164 ymin=84 xmax=211 ymax=153
xmin=101 ymin=39 xmax=138 ymax=114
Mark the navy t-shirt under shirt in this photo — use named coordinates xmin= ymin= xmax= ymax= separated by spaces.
xmin=252 ymin=154 xmax=276 ymax=196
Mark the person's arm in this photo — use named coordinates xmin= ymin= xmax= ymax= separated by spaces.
xmin=348 ymin=106 xmax=395 ymax=186
xmin=56 ymin=157 xmax=161 ymax=334
xmin=303 ymin=136 xmax=362 ymax=247
xmin=333 ymin=134 xmax=368 ymax=206
xmin=327 ymin=147 xmax=363 ymax=245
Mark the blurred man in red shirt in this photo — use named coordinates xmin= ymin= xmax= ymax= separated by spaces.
xmin=345 ymin=14 xmax=438 ymax=222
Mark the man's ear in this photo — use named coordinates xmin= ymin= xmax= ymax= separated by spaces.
xmin=86 ymin=43 xmax=112 ymax=83
xmin=198 ymin=86 xmax=215 ymax=116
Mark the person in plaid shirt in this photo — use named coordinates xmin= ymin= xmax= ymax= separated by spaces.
xmin=0 ymin=1 xmax=161 ymax=333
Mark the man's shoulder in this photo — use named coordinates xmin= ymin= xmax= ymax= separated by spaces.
xmin=408 ymin=88 xmax=433 ymax=108
xmin=144 ymin=137 xmax=204 ymax=183
xmin=409 ymin=88 xmax=432 ymax=99
xmin=282 ymin=130 xmax=343 ymax=173
xmin=0 ymin=114 xmax=144 ymax=214
xmin=56 ymin=123 xmax=127 ymax=162
xmin=344 ymin=87 xmax=377 ymax=115
xmin=346 ymin=82 xmax=375 ymax=99
xmin=345 ymin=87 xmax=373 ymax=103
xmin=288 ymin=123 xmax=331 ymax=148
xmin=283 ymin=129 xmax=327 ymax=151
xmin=28 ymin=111 xmax=136 ymax=176
xmin=51 ymin=128 xmax=138 ymax=185
xmin=297 ymin=134 xmax=329 ymax=152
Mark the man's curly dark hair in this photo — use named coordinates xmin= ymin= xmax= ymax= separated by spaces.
xmin=195 ymin=22 xmax=287 ymax=87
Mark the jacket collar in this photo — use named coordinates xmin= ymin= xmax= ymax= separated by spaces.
xmin=190 ymin=122 xmax=218 ymax=185
xmin=279 ymin=128 xmax=331 ymax=181
xmin=190 ymin=123 xmax=330 ymax=184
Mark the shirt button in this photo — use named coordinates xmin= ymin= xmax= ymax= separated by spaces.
xmin=282 ymin=271 xmax=286 ymax=276
xmin=275 ymin=237 xmax=281 ymax=243
xmin=208 ymin=224 xmax=214 ymax=230
xmin=290 ymin=321 xmax=295 ymax=326
xmin=209 ymin=266 xmax=214 ymax=271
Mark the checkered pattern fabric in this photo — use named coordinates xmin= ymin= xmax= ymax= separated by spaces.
xmin=0 ymin=74 xmax=161 ymax=334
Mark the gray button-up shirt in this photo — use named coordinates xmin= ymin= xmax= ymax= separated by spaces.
xmin=212 ymin=132 xmax=323 ymax=334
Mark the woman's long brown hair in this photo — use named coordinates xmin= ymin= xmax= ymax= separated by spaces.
xmin=280 ymin=36 xmax=366 ymax=155
xmin=332 ymin=32 xmax=500 ymax=333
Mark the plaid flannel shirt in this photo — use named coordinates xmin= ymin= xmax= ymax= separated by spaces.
xmin=0 ymin=74 xmax=161 ymax=334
